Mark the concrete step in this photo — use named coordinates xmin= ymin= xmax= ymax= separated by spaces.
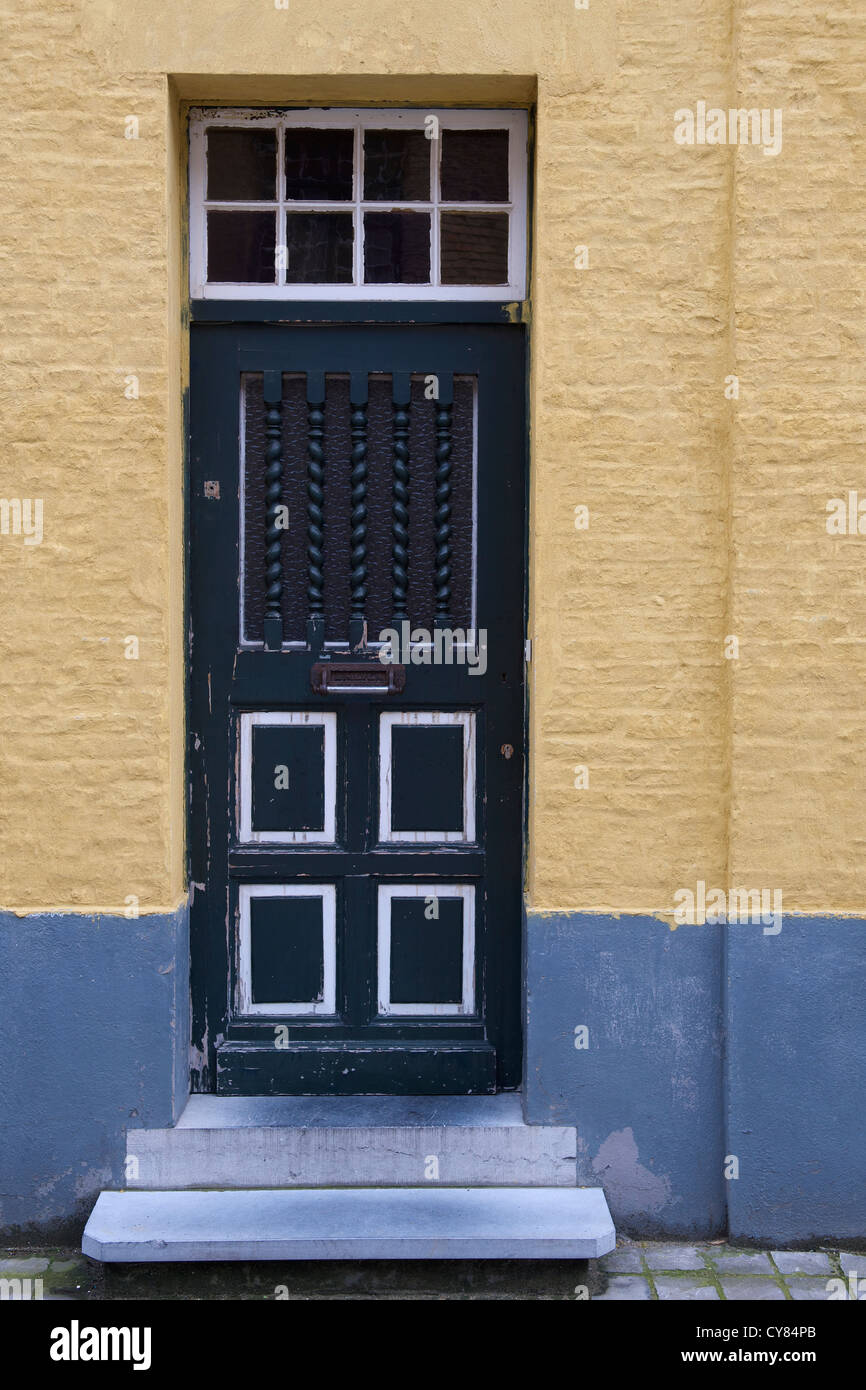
xmin=83 ymin=1187 xmax=615 ymax=1262
xmin=126 ymin=1095 xmax=577 ymax=1189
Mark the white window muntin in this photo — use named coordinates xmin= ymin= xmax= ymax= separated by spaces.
xmin=377 ymin=883 xmax=475 ymax=1017
xmin=238 ymin=710 xmax=337 ymax=844
xmin=189 ymin=107 xmax=528 ymax=301
xmin=378 ymin=711 xmax=476 ymax=844
xmin=237 ymin=882 xmax=337 ymax=1017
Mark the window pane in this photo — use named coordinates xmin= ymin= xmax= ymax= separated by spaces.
xmin=441 ymin=212 xmax=509 ymax=285
xmin=285 ymin=128 xmax=354 ymax=200
xmin=364 ymin=211 xmax=430 ymax=284
xmin=207 ymin=210 xmax=276 ymax=282
xmin=206 ymin=128 xmax=277 ymax=201
xmin=285 ymin=212 xmax=354 ymax=283
xmin=440 ymin=130 xmax=509 ymax=202
xmin=363 ymin=131 xmax=430 ymax=201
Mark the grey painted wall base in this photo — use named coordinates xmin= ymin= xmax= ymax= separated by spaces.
xmin=3 ymin=903 xmax=864 ymax=1246
xmin=0 ymin=905 xmax=189 ymax=1242
xmin=726 ymin=917 xmax=866 ymax=1247
xmin=525 ymin=910 xmax=866 ymax=1245
xmin=525 ymin=911 xmax=725 ymax=1239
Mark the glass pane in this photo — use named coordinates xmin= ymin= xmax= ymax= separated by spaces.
xmin=363 ymin=211 xmax=430 ymax=284
xmin=207 ymin=210 xmax=276 ymax=283
xmin=363 ymin=130 xmax=430 ymax=201
xmin=285 ymin=212 xmax=354 ymax=283
xmin=206 ymin=128 xmax=277 ymax=201
xmin=285 ymin=128 xmax=354 ymax=200
xmin=440 ymin=129 xmax=509 ymax=202
xmin=441 ymin=212 xmax=509 ymax=285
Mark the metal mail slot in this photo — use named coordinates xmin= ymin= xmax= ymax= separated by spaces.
xmin=311 ymin=661 xmax=406 ymax=695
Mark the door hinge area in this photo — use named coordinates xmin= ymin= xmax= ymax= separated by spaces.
xmin=524 ymin=638 xmax=532 ymax=663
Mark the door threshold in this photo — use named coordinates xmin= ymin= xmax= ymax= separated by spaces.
xmin=176 ymin=1092 xmax=528 ymax=1129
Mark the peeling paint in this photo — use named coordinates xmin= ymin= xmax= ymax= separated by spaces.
xmin=590 ymin=1128 xmax=672 ymax=1216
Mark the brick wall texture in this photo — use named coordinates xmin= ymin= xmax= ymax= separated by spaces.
xmin=0 ymin=1 xmax=863 ymax=915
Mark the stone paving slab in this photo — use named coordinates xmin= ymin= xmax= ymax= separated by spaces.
xmin=592 ymin=1275 xmax=652 ymax=1300
xmin=788 ymin=1277 xmax=837 ymax=1301
xmin=654 ymin=1277 xmax=719 ymax=1300
xmin=840 ymin=1253 xmax=866 ymax=1277
xmin=714 ymin=1251 xmax=775 ymax=1274
xmin=644 ymin=1244 xmax=705 ymax=1271
xmin=771 ymin=1250 xmax=832 ymax=1275
xmin=599 ymin=1246 xmax=644 ymax=1273
xmin=720 ymin=1277 xmax=786 ymax=1300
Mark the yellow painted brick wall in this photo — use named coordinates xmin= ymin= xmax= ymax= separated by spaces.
xmin=729 ymin=0 xmax=866 ymax=911
xmin=529 ymin=3 xmax=732 ymax=912
xmin=1 ymin=4 xmax=183 ymax=912
xmin=0 ymin=0 xmax=863 ymax=917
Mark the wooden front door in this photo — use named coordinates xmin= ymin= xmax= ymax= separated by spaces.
xmin=188 ymin=323 xmax=525 ymax=1094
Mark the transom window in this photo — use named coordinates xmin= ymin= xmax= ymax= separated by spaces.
xmin=189 ymin=108 xmax=528 ymax=300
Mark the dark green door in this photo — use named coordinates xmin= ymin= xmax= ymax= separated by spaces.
xmin=189 ymin=322 xmax=526 ymax=1094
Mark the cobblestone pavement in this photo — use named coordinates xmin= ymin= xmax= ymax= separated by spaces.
xmin=1 ymin=1243 xmax=864 ymax=1300
xmin=595 ymin=1242 xmax=866 ymax=1300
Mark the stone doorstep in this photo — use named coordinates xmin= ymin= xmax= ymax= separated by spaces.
xmin=90 ymin=1096 xmax=611 ymax=1266
xmin=125 ymin=1094 xmax=578 ymax=1189
xmin=82 ymin=1187 xmax=616 ymax=1263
